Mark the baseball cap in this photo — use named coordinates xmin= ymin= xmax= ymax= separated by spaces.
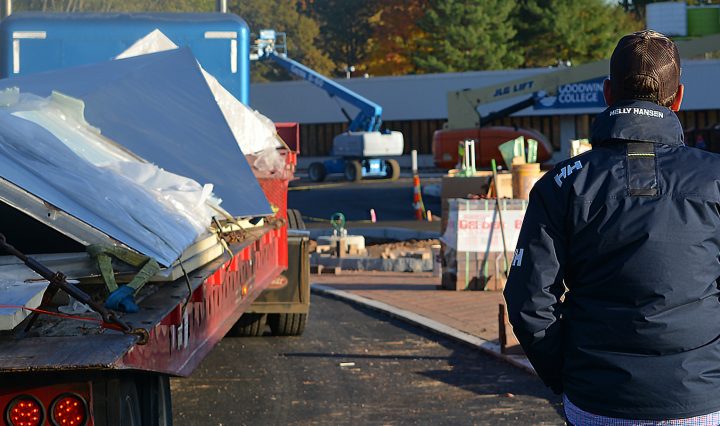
xmin=610 ymin=30 xmax=681 ymax=105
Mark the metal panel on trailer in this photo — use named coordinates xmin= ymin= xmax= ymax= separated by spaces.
xmin=0 ymin=113 xmax=198 ymax=267
xmin=0 ymin=48 xmax=272 ymax=218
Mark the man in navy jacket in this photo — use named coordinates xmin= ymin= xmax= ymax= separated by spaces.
xmin=504 ymin=30 xmax=720 ymax=423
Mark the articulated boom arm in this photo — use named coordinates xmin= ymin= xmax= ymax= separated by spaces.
xmin=446 ymin=33 xmax=720 ymax=129
xmin=265 ymin=52 xmax=383 ymax=133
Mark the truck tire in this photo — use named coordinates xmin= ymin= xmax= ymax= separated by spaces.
xmin=308 ymin=162 xmax=326 ymax=182
xmin=138 ymin=375 xmax=172 ymax=426
xmin=117 ymin=379 xmax=142 ymax=426
xmin=344 ymin=160 xmax=362 ymax=182
xmin=287 ymin=208 xmax=305 ymax=230
xmin=228 ymin=313 xmax=266 ymax=337
xmin=267 ymin=208 xmax=309 ymax=337
xmin=268 ymin=313 xmax=307 ymax=336
xmin=93 ymin=373 xmax=171 ymax=426
xmin=385 ymin=159 xmax=400 ymax=181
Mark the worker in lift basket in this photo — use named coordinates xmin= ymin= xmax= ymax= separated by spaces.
xmin=504 ymin=30 xmax=720 ymax=425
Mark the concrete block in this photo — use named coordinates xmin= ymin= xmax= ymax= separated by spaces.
xmin=310 ymin=254 xmax=432 ymax=273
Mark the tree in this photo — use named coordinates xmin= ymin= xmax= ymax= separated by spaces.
xmin=413 ymin=0 xmax=523 ymax=73
xmin=231 ymin=0 xmax=333 ymax=82
xmin=300 ymin=0 xmax=379 ymax=77
xmin=515 ymin=0 xmax=640 ymax=67
xmin=365 ymin=0 xmax=428 ymax=76
xmin=13 ymin=0 xmax=214 ymax=12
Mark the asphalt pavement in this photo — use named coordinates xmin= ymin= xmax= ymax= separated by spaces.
xmin=171 ymin=294 xmax=563 ymax=425
xmin=288 ymin=177 xmax=442 ymax=223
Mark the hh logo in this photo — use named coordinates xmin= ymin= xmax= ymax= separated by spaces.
xmin=511 ymin=248 xmax=524 ymax=267
xmin=554 ymin=160 xmax=583 ymax=188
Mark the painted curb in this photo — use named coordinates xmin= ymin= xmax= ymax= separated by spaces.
xmin=311 ymin=283 xmax=536 ymax=376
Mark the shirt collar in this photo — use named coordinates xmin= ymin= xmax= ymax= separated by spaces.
xmin=590 ymin=99 xmax=684 ymax=147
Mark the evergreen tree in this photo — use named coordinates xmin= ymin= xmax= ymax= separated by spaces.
xmin=412 ymin=0 xmax=522 ymax=73
xmin=300 ymin=0 xmax=379 ymax=77
xmin=232 ymin=0 xmax=333 ymax=82
xmin=515 ymin=0 xmax=640 ymax=67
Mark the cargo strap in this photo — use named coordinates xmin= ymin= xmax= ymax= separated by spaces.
xmin=627 ymin=142 xmax=658 ymax=197
xmin=87 ymin=245 xmax=159 ymax=294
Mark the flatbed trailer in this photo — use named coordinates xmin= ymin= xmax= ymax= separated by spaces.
xmin=0 ymin=133 xmax=309 ymax=424
xmin=0 ymin=224 xmax=308 ymax=426
xmin=0 ymin=144 xmax=308 ymax=425
xmin=0 ymin=12 xmax=312 ymax=425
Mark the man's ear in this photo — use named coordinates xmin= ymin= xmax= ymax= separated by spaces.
xmin=670 ymin=84 xmax=684 ymax=111
xmin=603 ymin=79 xmax=613 ymax=107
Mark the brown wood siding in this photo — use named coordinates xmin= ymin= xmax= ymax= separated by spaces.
xmin=295 ymin=110 xmax=720 ymax=156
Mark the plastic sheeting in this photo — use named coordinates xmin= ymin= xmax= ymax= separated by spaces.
xmin=0 ymin=90 xmax=211 ymax=266
xmin=0 ymin=48 xmax=272 ymax=217
xmin=11 ymin=90 xmax=225 ymax=232
xmin=116 ymin=29 xmax=284 ymax=172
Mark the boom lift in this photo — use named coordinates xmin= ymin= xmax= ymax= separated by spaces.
xmin=252 ymin=30 xmax=404 ymax=182
xmin=439 ymin=33 xmax=720 ymax=165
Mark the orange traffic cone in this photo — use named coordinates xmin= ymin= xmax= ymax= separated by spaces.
xmin=413 ymin=175 xmax=426 ymax=220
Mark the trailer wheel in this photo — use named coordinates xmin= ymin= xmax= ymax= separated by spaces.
xmin=385 ymin=159 xmax=400 ymax=181
xmin=228 ymin=313 xmax=267 ymax=337
xmin=308 ymin=162 xmax=326 ymax=182
xmin=138 ymin=375 xmax=173 ymax=426
xmin=287 ymin=208 xmax=305 ymax=230
xmin=118 ymin=379 xmax=142 ymax=426
xmin=344 ymin=160 xmax=362 ymax=182
xmin=268 ymin=313 xmax=307 ymax=336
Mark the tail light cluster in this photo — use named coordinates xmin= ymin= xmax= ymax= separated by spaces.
xmin=50 ymin=394 xmax=88 ymax=426
xmin=3 ymin=386 xmax=90 ymax=426
xmin=6 ymin=396 xmax=43 ymax=426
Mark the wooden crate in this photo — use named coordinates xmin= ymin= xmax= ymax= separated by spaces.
xmin=440 ymin=249 xmax=511 ymax=291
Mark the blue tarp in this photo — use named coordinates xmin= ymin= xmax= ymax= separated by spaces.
xmin=0 ymin=48 xmax=272 ymax=218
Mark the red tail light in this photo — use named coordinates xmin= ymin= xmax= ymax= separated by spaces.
xmin=50 ymin=393 xmax=87 ymax=426
xmin=5 ymin=395 xmax=44 ymax=426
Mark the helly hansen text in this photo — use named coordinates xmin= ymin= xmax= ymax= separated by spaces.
xmin=609 ymin=107 xmax=664 ymax=119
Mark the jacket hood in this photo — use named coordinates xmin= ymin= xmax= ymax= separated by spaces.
xmin=590 ymin=99 xmax=684 ymax=147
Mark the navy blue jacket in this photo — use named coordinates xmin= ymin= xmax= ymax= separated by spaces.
xmin=504 ymin=100 xmax=720 ymax=420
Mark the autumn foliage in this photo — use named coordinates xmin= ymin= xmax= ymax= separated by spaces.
xmin=13 ymin=0 xmax=642 ymax=79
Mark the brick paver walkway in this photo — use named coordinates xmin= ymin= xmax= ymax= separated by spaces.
xmin=312 ymin=271 xmax=505 ymax=344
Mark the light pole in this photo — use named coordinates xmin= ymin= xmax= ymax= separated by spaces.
xmin=2 ymin=0 xmax=11 ymax=18
xmin=345 ymin=65 xmax=355 ymax=79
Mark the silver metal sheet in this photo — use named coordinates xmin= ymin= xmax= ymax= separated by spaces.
xmin=0 ymin=111 xmax=198 ymax=266
xmin=0 ymin=48 xmax=271 ymax=218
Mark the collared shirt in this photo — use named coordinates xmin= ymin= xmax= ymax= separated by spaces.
xmin=564 ymin=395 xmax=720 ymax=426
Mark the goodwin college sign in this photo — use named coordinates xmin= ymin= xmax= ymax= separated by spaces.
xmin=535 ymin=77 xmax=606 ymax=110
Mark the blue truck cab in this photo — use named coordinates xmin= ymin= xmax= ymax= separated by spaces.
xmin=0 ymin=12 xmax=251 ymax=104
